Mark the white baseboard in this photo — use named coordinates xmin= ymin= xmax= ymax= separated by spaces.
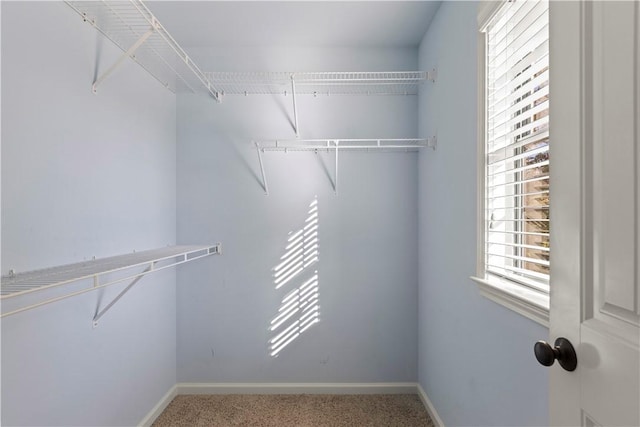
xmin=138 ymin=384 xmax=178 ymax=427
xmin=176 ymin=382 xmax=417 ymax=395
xmin=417 ymin=384 xmax=445 ymax=427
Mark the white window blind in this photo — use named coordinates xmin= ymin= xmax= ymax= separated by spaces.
xmin=484 ymin=0 xmax=550 ymax=293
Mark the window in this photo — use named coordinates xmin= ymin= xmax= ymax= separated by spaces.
xmin=473 ymin=0 xmax=550 ymax=326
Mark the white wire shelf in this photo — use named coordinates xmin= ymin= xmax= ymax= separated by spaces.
xmin=254 ymin=138 xmax=433 ymax=152
xmin=252 ymin=138 xmax=435 ymax=196
xmin=66 ymin=0 xmax=218 ymax=99
xmin=1 ymin=244 xmax=221 ymax=320
xmin=205 ymin=71 xmax=433 ymax=96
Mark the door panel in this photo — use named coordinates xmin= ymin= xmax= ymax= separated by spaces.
xmin=581 ymin=327 xmax=639 ymax=426
xmin=593 ymin=0 xmax=640 ymax=326
xmin=587 ymin=1 xmax=639 ymax=425
xmin=550 ymin=1 xmax=640 ymax=426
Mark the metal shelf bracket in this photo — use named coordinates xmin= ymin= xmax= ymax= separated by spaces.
xmin=291 ymin=75 xmax=300 ymax=137
xmin=428 ymin=68 xmax=438 ymax=83
xmin=427 ymin=135 xmax=437 ymax=150
xmin=92 ymin=264 xmax=152 ymax=327
xmin=255 ymin=142 xmax=269 ymax=195
xmin=91 ymin=243 xmax=222 ymax=327
xmin=92 ymin=25 xmax=156 ymax=94
xmin=333 ymin=141 xmax=339 ymax=195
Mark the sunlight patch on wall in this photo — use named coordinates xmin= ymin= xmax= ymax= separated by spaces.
xmin=269 ymin=198 xmax=320 ymax=357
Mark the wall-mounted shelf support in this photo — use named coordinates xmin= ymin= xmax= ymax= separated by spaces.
xmin=92 ymin=264 xmax=151 ymax=327
xmin=92 ymin=25 xmax=156 ymax=93
xmin=1 ymin=244 xmax=222 ymax=322
xmin=428 ymin=135 xmax=437 ymax=150
xmin=334 ymin=141 xmax=339 ymax=194
xmin=428 ymin=68 xmax=438 ymax=83
xmin=253 ymin=139 xmax=429 ymax=195
xmin=255 ymin=142 xmax=269 ymax=195
xmin=291 ymin=75 xmax=300 ymax=137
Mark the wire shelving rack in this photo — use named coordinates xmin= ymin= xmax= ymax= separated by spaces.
xmin=1 ymin=245 xmax=221 ymax=324
xmin=66 ymin=0 xmax=219 ymax=99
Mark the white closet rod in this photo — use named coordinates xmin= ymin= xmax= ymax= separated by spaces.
xmin=255 ymin=138 xmax=432 ymax=151
xmin=253 ymin=138 xmax=435 ymax=196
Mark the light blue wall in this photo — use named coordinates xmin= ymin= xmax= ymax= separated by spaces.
xmin=1 ymin=2 xmax=177 ymax=425
xmin=1 ymin=2 xmax=552 ymax=425
xmin=417 ymin=3 xmax=549 ymax=426
xmin=176 ymin=47 xmax=419 ymax=382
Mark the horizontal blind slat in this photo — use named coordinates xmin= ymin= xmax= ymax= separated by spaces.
xmin=493 ymin=134 xmax=547 ymax=158
xmin=488 ymin=189 xmax=549 ymax=202
xmin=488 ymin=130 xmax=549 ymax=155
xmin=488 ymin=159 xmax=549 ymax=179
xmin=488 ymin=205 xmax=549 ymax=212
xmin=487 ymin=241 xmax=550 ymax=252
xmin=486 ymin=268 xmax=550 ymax=292
xmin=486 ymin=165 xmax=549 ymax=189
xmin=489 ymin=230 xmax=549 ymax=241
xmin=487 ymin=252 xmax=550 ymax=267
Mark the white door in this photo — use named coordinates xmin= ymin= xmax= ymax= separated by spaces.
xmin=549 ymin=1 xmax=640 ymax=426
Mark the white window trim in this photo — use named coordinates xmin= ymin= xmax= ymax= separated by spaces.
xmin=471 ymin=0 xmax=550 ymax=327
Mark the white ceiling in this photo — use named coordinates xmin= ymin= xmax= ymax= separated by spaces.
xmin=148 ymin=1 xmax=441 ymax=48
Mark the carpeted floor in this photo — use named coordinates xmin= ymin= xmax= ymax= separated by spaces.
xmin=152 ymin=394 xmax=435 ymax=427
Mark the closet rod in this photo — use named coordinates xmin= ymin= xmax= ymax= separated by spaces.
xmin=253 ymin=138 xmax=435 ymax=195
xmin=255 ymin=138 xmax=431 ymax=151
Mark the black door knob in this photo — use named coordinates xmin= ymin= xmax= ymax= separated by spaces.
xmin=534 ymin=337 xmax=577 ymax=371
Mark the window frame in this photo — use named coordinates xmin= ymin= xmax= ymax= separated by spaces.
xmin=471 ymin=0 xmax=550 ymax=327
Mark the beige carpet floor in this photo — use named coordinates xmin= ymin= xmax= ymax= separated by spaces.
xmin=152 ymin=394 xmax=435 ymax=427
